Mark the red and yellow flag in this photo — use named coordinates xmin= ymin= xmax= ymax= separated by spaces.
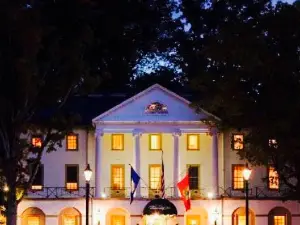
xmin=177 ymin=174 xmax=191 ymax=211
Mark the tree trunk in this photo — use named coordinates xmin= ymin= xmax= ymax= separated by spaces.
xmin=5 ymin=186 xmax=17 ymax=225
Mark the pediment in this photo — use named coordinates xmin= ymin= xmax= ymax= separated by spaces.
xmin=92 ymin=84 xmax=217 ymax=123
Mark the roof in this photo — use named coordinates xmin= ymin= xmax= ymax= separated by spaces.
xmin=33 ymin=84 xmax=218 ymax=126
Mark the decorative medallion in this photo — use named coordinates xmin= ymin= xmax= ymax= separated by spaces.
xmin=145 ymin=102 xmax=168 ymax=114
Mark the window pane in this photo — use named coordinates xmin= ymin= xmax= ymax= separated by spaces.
xmin=63 ymin=215 xmax=76 ymax=225
xmin=269 ymin=167 xmax=279 ymax=190
xmin=112 ymin=134 xmax=124 ymax=150
xmin=28 ymin=216 xmax=39 ymax=225
xmin=237 ymin=215 xmax=246 ymax=225
xmin=274 ymin=216 xmax=285 ymax=225
xmin=32 ymin=137 xmax=42 ymax=148
xmin=32 ymin=165 xmax=43 ymax=190
xmin=188 ymin=135 xmax=199 ymax=150
xmin=233 ymin=165 xmax=245 ymax=189
xmin=66 ymin=165 xmax=78 ymax=190
xmin=150 ymin=166 xmax=161 ymax=189
xmin=189 ymin=166 xmax=199 ymax=190
xmin=233 ymin=134 xmax=244 ymax=150
xmin=186 ymin=215 xmax=201 ymax=225
xmin=112 ymin=166 xmax=124 ymax=189
xmin=150 ymin=134 xmax=161 ymax=150
xmin=67 ymin=134 xmax=78 ymax=150
xmin=111 ymin=215 xmax=125 ymax=225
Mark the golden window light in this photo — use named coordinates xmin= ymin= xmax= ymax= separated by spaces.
xmin=32 ymin=137 xmax=42 ymax=148
xmin=187 ymin=134 xmax=200 ymax=150
xmin=31 ymin=185 xmax=43 ymax=191
xmin=111 ymin=134 xmax=124 ymax=150
xmin=66 ymin=183 xmax=78 ymax=190
xmin=233 ymin=165 xmax=245 ymax=189
xmin=63 ymin=215 xmax=76 ymax=225
xmin=27 ymin=216 xmax=39 ymax=225
xmin=66 ymin=134 xmax=78 ymax=151
xmin=111 ymin=165 xmax=124 ymax=190
xmin=149 ymin=134 xmax=162 ymax=150
xmin=274 ymin=216 xmax=285 ymax=225
xmin=149 ymin=165 xmax=161 ymax=189
xmin=269 ymin=167 xmax=279 ymax=190
xmin=233 ymin=134 xmax=244 ymax=150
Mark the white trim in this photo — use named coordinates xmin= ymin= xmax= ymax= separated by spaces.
xmin=95 ymin=120 xmax=205 ymax=125
xmin=92 ymin=84 xmax=220 ymax=124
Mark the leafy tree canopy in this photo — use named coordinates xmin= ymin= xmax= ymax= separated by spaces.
xmin=177 ymin=0 xmax=300 ymax=198
xmin=0 ymin=0 xmax=176 ymax=224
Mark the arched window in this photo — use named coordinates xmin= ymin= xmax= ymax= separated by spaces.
xmin=268 ymin=207 xmax=291 ymax=225
xmin=232 ymin=207 xmax=255 ymax=225
xmin=59 ymin=207 xmax=81 ymax=225
xmin=21 ymin=207 xmax=45 ymax=225
xmin=106 ymin=208 xmax=129 ymax=225
xmin=145 ymin=102 xmax=168 ymax=114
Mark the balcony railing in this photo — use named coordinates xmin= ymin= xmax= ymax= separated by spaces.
xmin=25 ymin=186 xmax=289 ymax=199
xmin=26 ymin=187 xmax=95 ymax=198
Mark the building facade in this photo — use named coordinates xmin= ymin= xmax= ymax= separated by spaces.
xmin=16 ymin=84 xmax=300 ymax=225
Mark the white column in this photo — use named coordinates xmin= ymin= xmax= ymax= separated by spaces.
xmin=173 ymin=130 xmax=181 ymax=197
xmin=133 ymin=129 xmax=142 ymax=197
xmin=212 ymin=128 xmax=219 ymax=196
xmin=95 ymin=130 xmax=103 ymax=198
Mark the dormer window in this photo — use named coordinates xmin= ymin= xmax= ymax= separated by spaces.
xmin=145 ymin=102 xmax=168 ymax=114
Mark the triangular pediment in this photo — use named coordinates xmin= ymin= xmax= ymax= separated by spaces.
xmin=92 ymin=84 xmax=218 ymax=123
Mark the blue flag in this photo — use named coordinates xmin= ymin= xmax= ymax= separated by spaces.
xmin=130 ymin=166 xmax=140 ymax=204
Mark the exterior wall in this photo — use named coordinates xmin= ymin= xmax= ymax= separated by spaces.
xmin=18 ymin=199 xmax=300 ymax=225
xmin=18 ymin=85 xmax=300 ymax=225
xmin=41 ymin=129 xmax=88 ymax=188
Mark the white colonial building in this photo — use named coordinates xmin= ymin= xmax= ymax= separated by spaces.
xmin=16 ymin=84 xmax=300 ymax=225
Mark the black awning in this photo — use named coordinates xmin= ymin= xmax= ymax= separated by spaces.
xmin=143 ymin=198 xmax=177 ymax=216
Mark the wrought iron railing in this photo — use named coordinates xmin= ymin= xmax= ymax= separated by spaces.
xmin=25 ymin=186 xmax=288 ymax=199
xmin=26 ymin=187 xmax=95 ymax=198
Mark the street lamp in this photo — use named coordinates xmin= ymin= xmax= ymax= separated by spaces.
xmin=84 ymin=164 xmax=93 ymax=225
xmin=243 ymin=164 xmax=252 ymax=225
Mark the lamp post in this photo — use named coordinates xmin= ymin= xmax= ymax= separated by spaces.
xmin=84 ymin=164 xmax=93 ymax=225
xmin=242 ymin=164 xmax=252 ymax=225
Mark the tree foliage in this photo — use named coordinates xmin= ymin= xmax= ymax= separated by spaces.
xmin=178 ymin=0 xmax=300 ymax=198
xmin=0 ymin=0 xmax=175 ymax=224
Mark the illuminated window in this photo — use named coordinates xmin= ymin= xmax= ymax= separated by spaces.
xmin=268 ymin=166 xmax=279 ymax=190
xmin=30 ymin=164 xmax=44 ymax=190
xmin=186 ymin=215 xmax=200 ymax=225
xmin=274 ymin=216 xmax=285 ymax=225
xmin=0 ymin=214 xmax=6 ymax=225
xmin=32 ymin=136 xmax=42 ymax=148
xmin=111 ymin=165 xmax=124 ymax=190
xmin=233 ymin=165 xmax=245 ymax=189
xmin=149 ymin=165 xmax=161 ymax=189
xmin=63 ymin=215 xmax=76 ymax=225
xmin=66 ymin=134 xmax=78 ymax=151
xmin=65 ymin=165 xmax=78 ymax=190
xmin=237 ymin=216 xmax=246 ymax=225
xmin=187 ymin=134 xmax=200 ymax=150
xmin=232 ymin=134 xmax=244 ymax=150
xmin=111 ymin=215 xmax=125 ymax=225
xmin=233 ymin=208 xmax=255 ymax=225
xmin=145 ymin=102 xmax=168 ymax=114
xmin=188 ymin=165 xmax=200 ymax=190
xmin=149 ymin=134 xmax=162 ymax=150
xmin=27 ymin=216 xmax=39 ymax=225
xmin=111 ymin=134 xmax=124 ymax=150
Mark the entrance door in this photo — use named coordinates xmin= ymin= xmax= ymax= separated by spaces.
xmin=111 ymin=215 xmax=125 ymax=225
xmin=186 ymin=215 xmax=201 ymax=225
